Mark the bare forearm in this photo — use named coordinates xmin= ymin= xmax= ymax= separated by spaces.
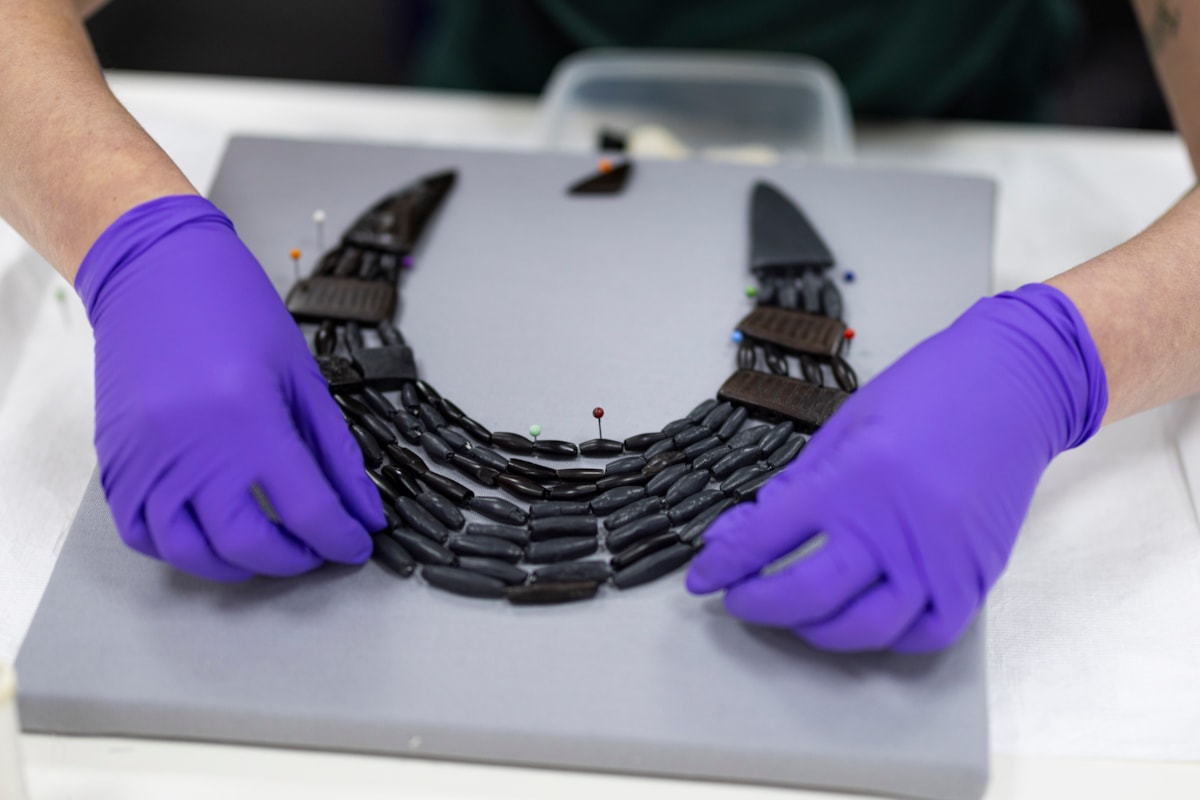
xmin=0 ymin=0 xmax=194 ymax=282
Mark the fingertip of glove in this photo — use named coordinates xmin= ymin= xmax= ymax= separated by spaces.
xmin=685 ymin=551 xmax=727 ymax=595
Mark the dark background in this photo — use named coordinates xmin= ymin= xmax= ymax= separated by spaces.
xmin=85 ymin=0 xmax=1171 ymax=130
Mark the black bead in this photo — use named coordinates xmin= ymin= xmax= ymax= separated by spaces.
xmin=700 ymin=401 xmax=734 ymax=431
xmin=361 ymin=386 xmax=397 ymax=418
xmin=506 ymin=458 xmax=558 ymax=482
xmin=380 ymin=465 xmax=421 ymax=499
xmin=385 ymin=444 xmax=427 ymax=475
xmin=578 ymin=438 xmax=624 ymax=457
xmin=437 ymin=397 xmax=466 ymax=424
xmin=720 ymin=463 xmax=770 ymax=494
xmin=589 ymin=486 xmax=646 ymax=516
xmin=604 ymin=496 xmax=665 ymax=531
xmin=467 ymin=496 xmax=528 ymax=525
xmin=623 ymin=432 xmax=666 ymax=452
xmin=645 ymin=463 xmax=690 ymax=497
xmin=548 ymin=483 xmax=599 ymax=501
xmin=767 ymin=433 xmax=807 ymax=468
xmin=532 ymin=560 xmax=610 ymax=584
xmin=665 ymin=470 xmax=711 ymax=507
xmin=661 ymin=418 xmax=691 ymax=436
xmin=692 ymin=445 xmax=732 ymax=472
xmin=314 ymin=320 xmax=337 ymax=356
xmin=400 ymin=383 xmax=421 ymax=410
xmin=459 ymin=415 xmax=493 ymax=444
xmin=530 ymin=501 xmax=591 ymax=518
xmin=422 ymin=565 xmax=506 ymax=599
xmin=464 ymin=521 xmax=530 ymax=545
xmin=525 ymin=536 xmax=598 ymax=564
xmin=390 ymin=529 xmax=455 ymax=566
xmin=382 ymin=503 xmax=402 ymax=533
xmin=679 ymin=498 xmax=734 ymax=543
xmin=727 ymin=424 xmax=769 ymax=450
xmin=682 ymin=435 xmax=723 ymax=460
xmin=732 ymin=469 xmax=776 ymax=501
xmin=448 ymin=534 xmax=523 ymax=563
xmin=447 ymin=452 xmax=500 ymax=487
xmin=715 ymin=406 xmax=749 ymax=441
xmin=642 ymin=451 xmax=685 ymax=477
xmin=606 ymin=512 xmax=672 ymax=553
xmin=673 ymin=425 xmax=711 ymax=448
xmin=394 ymin=496 xmax=451 ymax=543
xmin=350 ymin=424 xmax=383 ymax=468
xmin=532 ymin=439 xmax=579 ymax=459
xmin=496 ymin=473 xmax=547 ymax=500
xmin=417 ymin=402 xmax=446 ymax=431
xmin=416 ymin=490 xmax=466 ymax=531
xmin=712 ymin=445 xmax=764 ymax=479
xmin=335 ymin=394 xmax=372 ymax=423
xmin=371 ymin=532 xmax=416 ymax=577
xmin=456 ymin=556 xmax=528 ymax=586
xmin=366 ymin=469 xmax=399 ymax=508
xmin=466 ymin=445 xmax=508 ymax=472
xmin=437 ymin=426 xmax=470 ymax=452
xmin=643 ymin=437 xmax=677 ymax=460
xmin=610 ymin=532 xmax=679 ymax=570
xmin=686 ymin=398 xmax=718 ymax=423
xmin=392 ymin=410 xmax=424 ymax=443
xmin=492 ymin=431 xmax=535 ymax=454
xmin=605 ymin=455 xmax=647 ymax=476
xmin=556 ymin=467 xmax=605 ymax=483
xmin=613 ymin=544 xmax=695 ymax=589
xmin=419 ymin=471 xmax=475 ymax=506
xmin=596 ymin=472 xmax=648 ymax=491
xmin=419 ymin=431 xmax=453 ymax=463
xmin=529 ymin=515 xmax=598 ymax=541
xmin=414 ymin=379 xmax=442 ymax=406
xmin=668 ymin=489 xmax=725 ymax=525
xmin=507 ymin=580 xmax=600 ymax=605
xmin=758 ymin=420 xmax=795 ymax=456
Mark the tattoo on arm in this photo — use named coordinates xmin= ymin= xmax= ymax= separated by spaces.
xmin=1147 ymin=0 xmax=1182 ymax=58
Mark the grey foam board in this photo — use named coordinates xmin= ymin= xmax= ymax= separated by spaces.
xmin=18 ymin=137 xmax=994 ymax=800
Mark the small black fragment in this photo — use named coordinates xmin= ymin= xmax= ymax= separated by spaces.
xmin=727 ymin=424 xmax=769 ymax=450
xmin=448 ymin=534 xmax=523 ymax=563
xmin=529 ymin=515 xmax=598 ymax=541
xmin=392 ymin=410 xmax=424 ymax=443
xmin=758 ymin=420 xmax=795 ymax=456
xmin=712 ymin=445 xmax=764 ymax=479
xmin=623 ymin=432 xmax=666 ymax=452
xmin=394 ymin=496 xmax=451 ymax=543
xmin=351 ymin=424 xmax=383 ymax=468
xmin=673 ymin=425 xmax=712 ymax=448
xmin=606 ymin=512 xmax=672 ymax=553
xmin=459 ymin=415 xmax=493 ymax=444
xmin=589 ymin=485 xmax=646 ymax=516
xmin=507 ymin=458 xmax=558 ymax=482
xmin=419 ymin=431 xmax=453 ymax=463
xmin=532 ymin=439 xmax=579 ymax=459
xmin=457 ymin=556 xmax=528 ymax=586
xmin=507 ymin=580 xmax=600 ymax=605
xmin=716 ymin=406 xmax=749 ymax=441
xmin=416 ymin=490 xmax=466 ymax=531
xmin=700 ymin=401 xmax=734 ymax=431
xmin=420 ymin=471 xmax=475 ymax=506
xmin=437 ymin=426 xmax=470 ymax=452
xmin=605 ymin=455 xmax=647 ymax=476
xmin=465 ymin=521 xmax=530 ymax=545
xmin=468 ymin=495 xmax=529 ymax=525
xmin=400 ymin=383 xmax=421 ymax=410
xmin=578 ymin=438 xmax=624 ymax=457
xmin=613 ymin=543 xmax=696 ymax=589
xmin=530 ymin=500 xmax=591 ymax=518
xmin=496 ymin=473 xmax=548 ymax=500
xmin=679 ymin=498 xmax=735 ymax=543
xmin=414 ymin=379 xmax=442 ymax=406
xmin=720 ymin=463 xmax=770 ymax=494
xmin=642 ymin=451 xmax=686 ymax=477
xmin=447 ymin=453 xmax=500 ymax=487
xmin=767 ymin=432 xmax=807 ymax=468
xmin=491 ymin=431 xmax=535 ymax=454
xmin=422 ymin=565 xmax=506 ymax=598
xmin=604 ymin=495 xmax=665 ymax=531
xmin=668 ymin=489 xmax=725 ymax=525
xmin=525 ymin=536 xmax=598 ymax=564
xmin=682 ymin=435 xmax=723 ymax=460
xmin=380 ymin=465 xmax=421 ymax=498
xmin=466 ymin=445 xmax=508 ymax=472
xmin=390 ymin=529 xmax=455 ymax=566
xmin=416 ymin=402 xmax=446 ymax=432
xmin=686 ymin=398 xmax=718 ymax=423
xmin=644 ymin=437 xmax=677 ymax=459
xmin=372 ymin=532 xmax=416 ymax=577
xmin=556 ymin=467 xmax=605 ymax=483
xmin=385 ymin=444 xmax=427 ymax=475
xmin=665 ymin=469 xmax=711 ymax=507
xmin=610 ymin=532 xmax=679 ymax=570
xmin=596 ymin=472 xmax=649 ymax=491
xmin=366 ymin=469 xmax=399 ymax=508
xmin=661 ymin=418 xmax=692 ymax=437
xmin=645 ymin=463 xmax=690 ymax=497
xmin=548 ymin=483 xmax=599 ymax=501
xmin=532 ymin=560 xmax=610 ymax=584
xmin=692 ymin=445 xmax=732 ymax=471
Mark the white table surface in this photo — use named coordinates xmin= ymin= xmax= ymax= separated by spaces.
xmin=3 ymin=72 xmax=1200 ymax=798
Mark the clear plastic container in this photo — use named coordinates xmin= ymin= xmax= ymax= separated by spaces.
xmin=537 ymin=49 xmax=854 ymax=161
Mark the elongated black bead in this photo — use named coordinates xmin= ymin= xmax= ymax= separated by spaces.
xmin=533 ymin=439 xmax=579 ymax=459
xmin=727 ymin=424 xmax=769 ymax=450
xmin=606 ymin=512 xmax=672 ymax=553
xmin=400 ymin=383 xmax=421 ymax=410
xmin=525 ymin=536 xmax=598 ymax=564
xmin=492 ymin=431 xmax=535 ymax=454
xmin=496 ymin=472 xmax=547 ymax=500
xmin=456 ymin=556 xmax=528 ymax=586
xmin=643 ymin=437 xmax=677 ymax=459
xmin=661 ymin=418 xmax=691 ymax=436
xmin=467 ymin=445 xmax=508 ymax=472
xmin=596 ymin=472 xmax=648 ymax=491
xmin=665 ymin=469 xmax=711 ymax=506
xmin=530 ymin=501 xmax=591 ymax=518
xmin=395 ymin=496 xmax=450 ymax=543
xmin=589 ymin=485 xmax=646 ymax=516
xmin=392 ymin=410 xmax=424 ymax=443
xmin=448 ymin=534 xmax=523 ymax=563
xmin=767 ymin=433 xmax=807 ymax=468
xmin=417 ymin=402 xmax=446 ymax=431
xmin=419 ymin=431 xmax=453 ymax=464
xmin=380 ymin=465 xmax=421 ymax=499
xmin=532 ymin=560 xmax=610 ymax=584
xmin=610 ymin=532 xmax=679 ymax=570
xmin=679 ymin=498 xmax=734 ymax=543
xmin=692 ymin=445 xmax=732 ymax=471
xmin=645 ymin=463 xmax=689 ymax=497
xmin=529 ymin=515 xmax=598 ymax=541
xmin=673 ymin=425 xmax=711 ymax=448
xmin=604 ymin=495 xmax=665 ymax=531
xmin=700 ymin=401 xmax=734 ymax=431
xmin=623 ymin=431 xmax=666 ymax=452
xmin=361 ymin=386 xmax=397 ymax=418
xmin=712 ymin=445 xmax=764 ymax=479
xmin=548 ymin=482 xmax=599 ymax=501
xmin=465 ymin=521 xmax=530 ymax=545
xmin=732 ymin=470 xmax=776 ymax=501
xmin=314 ymin=320 xmax=337 ymax=356
xmin=414 ymin=379 xmax=442 ymax=406
xmin=382 ymin=503 xmax=402 ymax=532
xmin=721 ymin=463 xmax=770 ymax=494
xmin=687 ymin=398 xmax=718 ymax=423
xmin=507 ymin=458 xmax=558 ymax=482
xmin=390 ymin=529 xmax=455 ymax=566
xmin=447 ymin=453 xmax=500 ymax=487
xmin=668 ymin=489 xmax=725 ymax=525
xmin=507 ymin=580 xmax=600 ymax=605
xmin=468 ymin=495 xmax=528 ymax=525
xmin=605 ymin=455 xmax=646 ymax=476
xmin=556 ymin=467 xmax=605 ymax=483
xmin=715 ymin=406 xmax=749 ymax=441
xmin=437 ymin=426 xmax=470 ymax=452
xmin=613 ymin=543 xmax=695 ymax=589
xmin=419 ymin=471 xmax=474 ymax=506
xmin=758 ymin=420 xmax=795 ymax=455
xmin=578 ymin=438 xmax=624 ymax=457
xmin=459 ymin=415 xmax=493 ymax=444
xmin=437 ymin=397 xmax=466 ymax=425
xmin=642 ymin=451 xmax=685 ymax=477
xmin=335 ymin=394 xmax=372 ymax=423
xmin=422 ymin=565 xmax=506 ymax=598
xmin=351 ymin=424 xmax=383 ymax=468
xmin=416 ymin=490 xmax=466 ymax=530
xmin=367 ymin=469 xmax=399 ymax=508
xmin=385 ymin=444 xmax=427 ymax=475
xmin=682 ymin=435 xmax=723 ymax=460
xmin=372 ymin=532 xmax=416 ymax=577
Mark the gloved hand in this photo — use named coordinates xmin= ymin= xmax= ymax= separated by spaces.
xmin=77 ymin=195 xmax=384 ymax=581
xmin=687 ymin=284 xmax=1107 ymax=652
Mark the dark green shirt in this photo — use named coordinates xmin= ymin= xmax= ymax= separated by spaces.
xmin=413 ymin=0 xmax=1079 ymax=120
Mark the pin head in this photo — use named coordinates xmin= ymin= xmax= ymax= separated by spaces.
xmin=598 ymin=158 xmax=614 ymax=174
xmin=731 ymin=330 xmax=744 ymax=344
xmin=289 ymin=248 xmax=301 ymax=261
xmin=312 ymin=209 xmax=326 ymax=224
xmin=529 ymin=424 xmax=542 ymax=439
xmin=843 ymin=270 xmax=856 ymax=284
xmin=593 ymin=407 xmax=605 ymax=420
xmin=844 ymin=328 xmax=855 ymax=340
xmin=745 ymin=285 xmax=758 ymax=298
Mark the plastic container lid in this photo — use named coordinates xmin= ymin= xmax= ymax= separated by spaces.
xmin=538 ymin=49 xmax=854 ymax=161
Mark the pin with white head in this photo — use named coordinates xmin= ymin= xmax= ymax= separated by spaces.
xmin=312 ymin=209 xmax=327 ymax=252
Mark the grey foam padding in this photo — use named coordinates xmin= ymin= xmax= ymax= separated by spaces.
xmin=18 ymin=138 xmax=994 ymax=800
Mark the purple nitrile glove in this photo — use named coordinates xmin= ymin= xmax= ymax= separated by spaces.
xmin=77 ymin=195 xmax=385 ymax=581
xmin=687 ymin=284 xmax=1107 ymax=652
